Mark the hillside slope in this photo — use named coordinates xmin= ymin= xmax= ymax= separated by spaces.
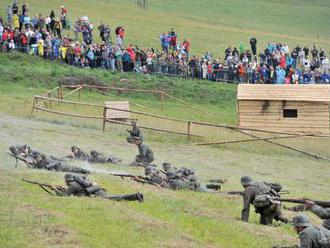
xmin=1 ymin=0 xmax=329 ymax=56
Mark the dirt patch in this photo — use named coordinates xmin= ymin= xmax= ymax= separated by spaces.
xmin=58 ymin=75 xmax=105 ymax=86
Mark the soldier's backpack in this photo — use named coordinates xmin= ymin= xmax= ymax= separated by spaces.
xmin=253 ymin=194 xmax=271 ymax=208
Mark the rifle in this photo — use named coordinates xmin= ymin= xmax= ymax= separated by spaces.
xmin=7 ymin=152 xmax=34 ymax=168
xmin=109 ymin=173 xmax=149 ymax=183
xmin=109 ymin=173 xmax=162 ymax=187
xmin=279 ymin=198 xmax=330 ymax=208
xmin=272 ymin=246 xmax=298 ymax=248
xmin=223 ymin=190 xmax=290 ymax=196
xmin=22 ymin=179 xmax=65 ymax=196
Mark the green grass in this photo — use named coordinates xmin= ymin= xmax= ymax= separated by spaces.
xmin=0 ymin=1 xmax=330 ymax=246
xmin=1 ymin=0 xmax=329 ymax=56
xmin=0 ymin=50 xmax=329 ymax=247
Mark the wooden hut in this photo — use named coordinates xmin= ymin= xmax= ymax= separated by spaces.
xmin=237 ymin=84 xmax=330 ymax=135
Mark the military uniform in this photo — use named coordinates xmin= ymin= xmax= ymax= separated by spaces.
xmin=165 ymin=171 xmax=190 ymax=190
xmin=34 ymin=155 xmax=90 ymax=174
xmin=144 ymin=166 xmax=169 ymax=188
xmin=55 ymin=174 xmax=143 ymax=202
xmin=88 ymin=150 xmax=122 ymax=164
xmin=135 ymin=142 xmax=154 ymax=165
xmin=292 ymin=215 xmax=330 ymax=248
xmin=9 ymin=145 xmax=90 ymax=174
xmin=70 ymin=146 xmax=90 ymax=161
xmin=298 ymin=225 xmax=330 ymax=248
xmin=241 ymin=177 xmax=288 ymax=225
xmin=127 ymin=124 xmax=143 ymax=143
xmin=311 ymin=205 xmax=330 ymax=230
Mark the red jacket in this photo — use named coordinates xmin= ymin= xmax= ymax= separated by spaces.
xmin=182 ymin=41 xmax=190 ymax=52
xmin=20 ymin=34 xmax=27 ymax=45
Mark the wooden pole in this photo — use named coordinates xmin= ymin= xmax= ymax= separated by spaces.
xmin=48 ymin=92 xmax=51 ymax=107
xmin=235 ymin=129 xmax=330 ymax=161
xmin=79 ymin=87 xmax=82 ymax=102
xmin=103 ymin=107 xmax=107 ymax=131
xmin=30 ymin=98 xmax=36 ymax=116
xmin=161 ymin=93 xmax=164 ymax=112
xmin=106 ymin=119 xmax=201 ymax=137
xmin=187 ymin=121 xmax=191 ymax=143
xmin=196 ymin=134 xmax=310 ymax=146
xmin=34 ymin=106 xmax=104 ymax=119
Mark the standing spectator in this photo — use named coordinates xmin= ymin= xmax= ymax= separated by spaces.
xmin=22 ymin=1 xmax=28 ymax=16
xmin=12 ymin=1 xmax=19 ymax=15
xmin=49 ymin=10 xmax=55 ymax=32
xmin=7 ymin=5 xmax=13 ymax=24
xmin=182 ymin=39 xmax=190 ymax=58
xmin=12 ymin=14 xmax=19 ymax=30
xmin=45 ymin=15 xmax=51 ymax=32
xmin=249 ymin=37 xmax=257 ymax=59
xmin=169 ymin=28 xmax=177 ymax=51
xmin=60 ymin=6 xmax=67 ymax=29
xmin=54 ymin=18 xmax=62 ymax=38
xmin=321 ymin=55 xmax=329 ymax=74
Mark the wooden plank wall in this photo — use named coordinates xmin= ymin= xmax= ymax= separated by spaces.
xmin=105 ymin=101 xmax=130 ymax=119
xmin=238 ymin=100 xmax=330 ymax=134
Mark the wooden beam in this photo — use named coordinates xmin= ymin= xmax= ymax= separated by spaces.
xmin=106 ymin=119 xmax=201 ymax=137
xmin=34 ymin=106 xmax=104 ymax=119
xmin=234 ymin=129 xmax=330 ymax=161
xmin=196 ymin=134 xmax=311 ymax=146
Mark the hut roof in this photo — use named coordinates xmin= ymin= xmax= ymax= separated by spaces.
xmin=237 ymin=84 xmax=330 ymax=102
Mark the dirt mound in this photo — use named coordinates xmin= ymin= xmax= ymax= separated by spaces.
xmin=58 ymin=75 xmax=105 ymax=86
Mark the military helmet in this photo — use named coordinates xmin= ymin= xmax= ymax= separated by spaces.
xmin=240 ymin=176 xmax=254 ymax=187
xmin=64 ymin=173 xmax=75 ymax=183
xmin=162 ymin=162 xmax=172 ymax=170
xmin=188 ymin=168 xmax=195 ymax=175
xmin=34 ymin=154 xmax=43 ymax=162
xmin=145 ymin=166 xmax=155 ymax=175
xmin=166 ymin=171 xmax=177 ymax=179
xmin=90 ymin=150 xmax=99 ymax=157
xmin=292 ymin=214 xmax=311 ymax=227
xmin=71 ymin=145 xmax=78 ymax=152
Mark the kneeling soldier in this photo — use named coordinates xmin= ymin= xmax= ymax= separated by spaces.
xmin=241 ymin=176 xmax=288 ymax=225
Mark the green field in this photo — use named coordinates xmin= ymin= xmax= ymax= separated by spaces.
xmin=0 ymin=52 xmax=330 ymax=247
xmin=1 ymin=0 xmax=330 ymax=56
xmin=0 ymin=1 xmax=330 ymax=247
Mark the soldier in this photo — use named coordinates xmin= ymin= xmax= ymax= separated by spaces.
xmin=166 ymin=171 xmax=190 ymax=190
xmin=162 ymin=162 xmax=177 ymax=173
xmin=305 ymin=201 xmax=330 ymax=231
xmin=240 ymin=176 xmax=288 ymax=225
xmin=144 ymin=166 xmax=169 ymax=188
xmin=68 ymin=145 xmax=90 ymax=161
xmin=33 ymin=153 xmax=90 ymax=174
xmin=88 ymin=150 xmax=122 ymax=164
xmin=53 ymin=174 xmax=144 ymax=202
xmin=126 ymin=120 xmax=143 ymax=143
xmin=292 ymin=214 xmax=330 ymax=248
xmin=132 ymin=137 xmax=154 ymax=166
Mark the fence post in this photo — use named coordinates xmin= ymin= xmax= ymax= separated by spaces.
xmin=30 ymin=97 xmax=36 ymax=116
xmin=48 ymin=92 xmax=52 ymax=107
xmin=102 ymin=107 xmax=107 ymax=131
xmin=160 ymin=92 xmax=164 ymax=112
xmin=79 ymin=87 xmax=82 ymax=102
xmin=187 ymin=121 xmax=191 ymax=143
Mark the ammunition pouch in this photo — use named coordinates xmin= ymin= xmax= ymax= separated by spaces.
xmin=86 ymin=186 xmax=101 ymax=194
xmin=253 ymin=194 xmax=271 ymax=208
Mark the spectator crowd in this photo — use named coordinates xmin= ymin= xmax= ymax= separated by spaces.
xmin=1 ymin=1 xmax=330 ymax=84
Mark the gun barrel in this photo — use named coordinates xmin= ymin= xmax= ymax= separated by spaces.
xmin=280 ymin=198 xmax=330 ymax=208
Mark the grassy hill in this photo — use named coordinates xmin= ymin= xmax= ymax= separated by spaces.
xmin=0 ymin=51 xmax=330 ymax=247
xmin=1 ymin=0 xmax=330 ymax=247
xmin=1 ymin=0 xmax=330 ymax=56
